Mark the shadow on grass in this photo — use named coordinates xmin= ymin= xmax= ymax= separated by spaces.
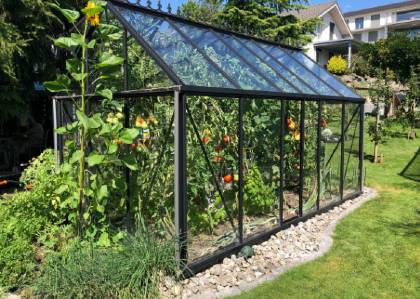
xmin=378 ymin=210 xmax=420 ymax=237
xmin=400 ymin=147 xmax=420 ymax=182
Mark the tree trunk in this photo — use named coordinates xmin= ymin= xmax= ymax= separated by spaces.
xmin=374 ymin=107 xmax=380 ymax=163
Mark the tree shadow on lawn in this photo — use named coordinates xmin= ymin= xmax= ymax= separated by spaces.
xmin=378 ymin=209 xmax=420 ymax=238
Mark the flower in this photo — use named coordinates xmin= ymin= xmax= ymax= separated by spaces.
xmin=85 ymin=1 xmax=100 ymax=27
xmin=114 ymin=139 xmax=124 ymax=145
xmin=223 ymin=175 xmax=233 ymax=183
xmin=287 ymin=117 xmax=297 ymax=130
xmin=135 ymin=117 xmax=148 ymax=128
xmin=202 ymin=129 xmax=211 ymax=136
xmin=201 ymin=136 xmax=210 ymax=144
xmin=321 ymin=118 xmax=328 ymax=128
xmin=148 ymin=115 xmax=158 ymax=125
xmin=292 ymin=130 xmax=300 ymax=141
xmin=106 ymin=112 xmax=119 ymax=124
xmin=223 ymin=135 xmax=230 ymax=144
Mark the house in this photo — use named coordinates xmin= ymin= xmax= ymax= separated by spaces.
xmin=282 ymin=1 xmax=360 ymax=68
xmin=344 ymin=0 xmax=420 ymax=43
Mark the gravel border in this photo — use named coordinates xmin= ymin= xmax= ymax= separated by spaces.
xmin=162 ymin=188 xmax=377 ymax=299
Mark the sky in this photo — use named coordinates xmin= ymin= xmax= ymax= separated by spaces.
xmin=151 ymin=0 xmax=406 ymax=13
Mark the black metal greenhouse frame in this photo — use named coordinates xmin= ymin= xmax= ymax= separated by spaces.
xmin=52 ymin=0 xmax=365 ymax=274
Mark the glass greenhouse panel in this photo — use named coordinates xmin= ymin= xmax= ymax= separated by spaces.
xmin=303 ymin=101 xmax=319 ymax=214
xmin=116 ymin=6 xmax=234 ymax=88
xmin=260 ymin=44 xmax=339 ymax=96
xmin=186 ymin=97 xmax=239 ymax=262
xmin=176 ymin=23 xmax=277 ymax=91
xmin=128 ymin=96 xmax=175 ymax=235
xmin=343 ymin=104 xmax=361 ymax=196
xmin=282 ymin=101 xmax=302 ymax=220
xmin=244 ymin=39 xmax=316 ymax=95
xmin=243 ymin=99 xmax=281 ymax=238
xmin=319 ymin=103 xmax=342 ymax=207
xmin=286 ymin=50 xmax=360 ymax=98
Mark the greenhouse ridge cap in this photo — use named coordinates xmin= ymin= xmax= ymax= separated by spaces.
xmin=108 ymin=0 xmax=303 ymax=52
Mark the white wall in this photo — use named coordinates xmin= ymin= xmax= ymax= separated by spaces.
xmin=314 ymin=11 xmax=343 ymax=43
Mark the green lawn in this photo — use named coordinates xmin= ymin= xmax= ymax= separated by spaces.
xmin=232 ymin=125 xmax=420 ymax=299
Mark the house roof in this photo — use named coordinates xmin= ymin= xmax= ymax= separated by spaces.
xmin=343 ymin=0 xmax=420 ymax=17
xmin=281 ymin=1 xmax=337 ymax=20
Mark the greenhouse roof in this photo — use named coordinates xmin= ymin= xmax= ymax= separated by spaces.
xmin=108 ymin=0 xmax=363 ymax=102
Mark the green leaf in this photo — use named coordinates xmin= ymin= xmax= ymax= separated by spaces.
xmin=69 ymin=150 xmax=83 ymax=164
xmin=107 ymin=143 xmax=118 ymax=154
xmin=96 ymin=204 xmax=105 ymax=213
xmin=43 ymin=75 xmax=71 ymax=92
xmin=49 ymin=3 xmax=80 ymax=24
xmin=96 ymin=53 xmax=124 ymax=68
xmin=54 ymin=185 xmax=69 ymax=194
xmin=86 ymin=39 xmax=96 ymax=49
xmin=120 ymin=155 xmax=138 ymax=170
xmin=76 ymin=110 xmax=101 ymax=130
xmin=54 ymin=36 xmax=81 ymax=49
xmin=96 ymin=89 xmax=113 ymax=100
xmin=97 ymin=231 xmax=111 ymax=247
xmin=87 ymin=153 xmax=105 ymax=166
xmin=119 ymin=128 xmax=139 ymax=144
xmin=97 ymin=185 xmax=108 ymax=200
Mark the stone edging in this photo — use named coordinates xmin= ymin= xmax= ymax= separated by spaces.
xmin=163 ymin=188 xmax=377 ymax=299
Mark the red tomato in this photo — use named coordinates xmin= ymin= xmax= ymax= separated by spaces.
xmin=215 ymin=145 xmax=224 ymax=153
xmin=130 ymin=143 xmax=137 ymax=151
xmin=223 ymin=135 xmax=230 ymax=143
xmin=213 ymin=156 xmax=224 ymax=163
xmin=223 ymin=175 xmax=233 ymax=183
xmin=201 ymin=136 xmax=210 ymax=144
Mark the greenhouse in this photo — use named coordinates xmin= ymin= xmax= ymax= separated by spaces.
xmin=53 ymin=0 xmax=365 ymax=273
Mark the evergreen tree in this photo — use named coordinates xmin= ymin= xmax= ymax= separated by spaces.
xmin=217 ymin=0 xmax=318 ymax=46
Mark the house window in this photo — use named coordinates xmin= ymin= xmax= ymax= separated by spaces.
xmin=353 ymin=33 xmax=362 ymax=41
xmin=329 ymin=22 xmax=335 ymax=40
xmin=355 ymin=17 xmax=364 ymax=29
xmin=397 ymin=9 xmax=420 ymax=22
xmin=371 ymin=14 xmax=380 ymax=21
xmin=368 ymin=31 xmax=378 ymax=42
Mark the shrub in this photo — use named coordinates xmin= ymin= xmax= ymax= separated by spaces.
xmin=327 ymin=55 xmax=348 ymax=75
xmin=244 ymin=165 xmax=275 ymax=215
xmin=351 ymin=53 xmax=372 ymax=77
xmin=0 ymin=150 xmax=71 ymax=290
xmin=35 ymin=227 xmax=179 ymax=299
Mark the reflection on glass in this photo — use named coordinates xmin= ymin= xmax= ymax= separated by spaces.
xmin=260 ymin=44 xmax=339 ymax=96
xmin=319 ymin=103 xmax=342 ymax=207
xmin=176 ymin=23 xmax=277 ymax=91
xmin=117 ymin=7 xmax=234 ymax=88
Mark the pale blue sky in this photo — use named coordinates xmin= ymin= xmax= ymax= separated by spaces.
xmin=150 ymin=0 xmax=405 ymax=13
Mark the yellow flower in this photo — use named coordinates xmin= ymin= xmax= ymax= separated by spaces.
xmin=148 ymin=115 xmax=158 ymax=125
xmin=202 ymin=129 xmax=211 ymax=136
xmin=85 ymin=1 xmax=96 ymax=9
xmin=115 ymin=112 xmax=124 ymax=120
xmin=292 ymin=130 xmax=300 ymax=141
xmin=89 ymin=13 xmax=100 ymax=27
xmin=135 ymin=117 xmax=148 ymax=128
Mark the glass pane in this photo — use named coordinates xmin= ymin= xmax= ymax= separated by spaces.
xmin=176 ymin=23 xmax=277 ymax=91
xmin=260 ymin=44 xmax=339 ymax=96
xmin=186 ymin=97 xmax=239 ymax=262
xmin=243 ymin=99 xmax=281 ymax=238
xmin=282 ymin=100 xmax=302 ymax=220
xmin=303 ymin=101 xmax=319 ymax=214
xmin=117 ymin=6 xmax=234 ymax=88
xmin=320 ymin=102 xmax=342 ymax=207
xmin=244 ymin=39 xmax=316 ymax=95
xmin=343 ymin=104 xmax=360 ymax=196
xmin=286 ymin=50 xmax=360 ymax=98
xmin=223 ymin=36 xmax=297 ymax=93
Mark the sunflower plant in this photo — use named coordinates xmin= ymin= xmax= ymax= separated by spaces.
xmin=44 ymin=1 xmax=139 ymax=243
